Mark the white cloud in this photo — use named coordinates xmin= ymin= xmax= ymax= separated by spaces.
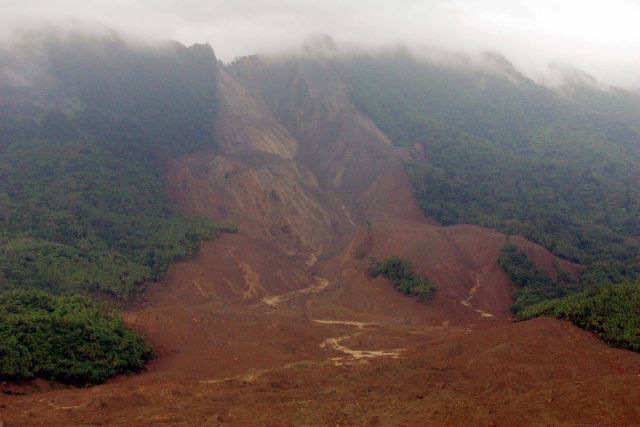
xmin=1 ymin=0 xmax=639 ymax=87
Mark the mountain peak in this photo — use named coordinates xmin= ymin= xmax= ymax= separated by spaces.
xmin=301 ymin=33 xmax=338 ymax=55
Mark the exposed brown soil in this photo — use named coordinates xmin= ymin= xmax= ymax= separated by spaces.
xmin=2 ymin=56 xmax=639 ymax=426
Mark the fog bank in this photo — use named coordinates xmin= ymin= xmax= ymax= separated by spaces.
xmin=1 ymin=0 xmax=638 ymax=88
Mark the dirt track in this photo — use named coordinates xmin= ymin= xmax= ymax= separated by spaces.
xmin=2 ymin=56 xmax=639 ymax=426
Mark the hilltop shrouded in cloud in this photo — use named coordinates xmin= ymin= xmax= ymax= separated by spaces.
xmin=0 ymin=0 xmax=638 ymax=87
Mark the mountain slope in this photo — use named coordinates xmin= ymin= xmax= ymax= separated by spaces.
xmin=3 ymin=48 xmax=640 ymax=425
xmin=0 ymin=33 xmax=234 ymax=385
xmin=0 ymin=33 xmax=229 ymax=298
xmin=334 ymin=49 xmax=640 ymax=303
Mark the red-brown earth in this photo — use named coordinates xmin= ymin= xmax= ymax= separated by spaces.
xmin=1 ymin=57 xmax=639 ymax=426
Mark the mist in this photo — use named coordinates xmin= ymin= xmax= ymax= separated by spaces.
xmin=1 ymin=0 xmax=639 ymax=89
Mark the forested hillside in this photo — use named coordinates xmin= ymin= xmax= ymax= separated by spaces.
xmin=0 ymin=33 xmax=230 ymax=299
xmin=0 ymin=33 xmax=230 ymax=383
xmin=336 ymin=49 xmax=640 ymax=306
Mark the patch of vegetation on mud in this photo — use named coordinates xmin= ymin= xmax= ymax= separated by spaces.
xmin=0 ymin=289 xmax=154 ymax=385
xmin=369 ymin=256 xmax=436 ymax=301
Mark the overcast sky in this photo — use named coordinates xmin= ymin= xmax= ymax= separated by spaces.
xmin=1 ymin=0 xmax=639 ymax=88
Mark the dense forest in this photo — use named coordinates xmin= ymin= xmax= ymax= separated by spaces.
xmin=337 ymin=50 xmax=640 ymax=344
xmin=0 ymin=34 xmax=230 ymax=383
xmin=518 ymin=280 xmax=640 ymax=352
xmin=497 ymin=242 xmax=582 ymax=313
xmin=499 ymin=242 xmax=640 ymax=351
xmin=0 ymin=289 xmax=153 ymax=385
xmin=0 ymin=34 xmax=229 ymax=298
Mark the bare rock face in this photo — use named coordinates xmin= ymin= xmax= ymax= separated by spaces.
xmin=227 ymin=57 xmax=395 ymax=198
xmin=215 ymin=68 xmax=298 ymax=159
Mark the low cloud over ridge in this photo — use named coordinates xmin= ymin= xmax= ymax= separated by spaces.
xmin=0 ymin=0 xmax=638 ymax=88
